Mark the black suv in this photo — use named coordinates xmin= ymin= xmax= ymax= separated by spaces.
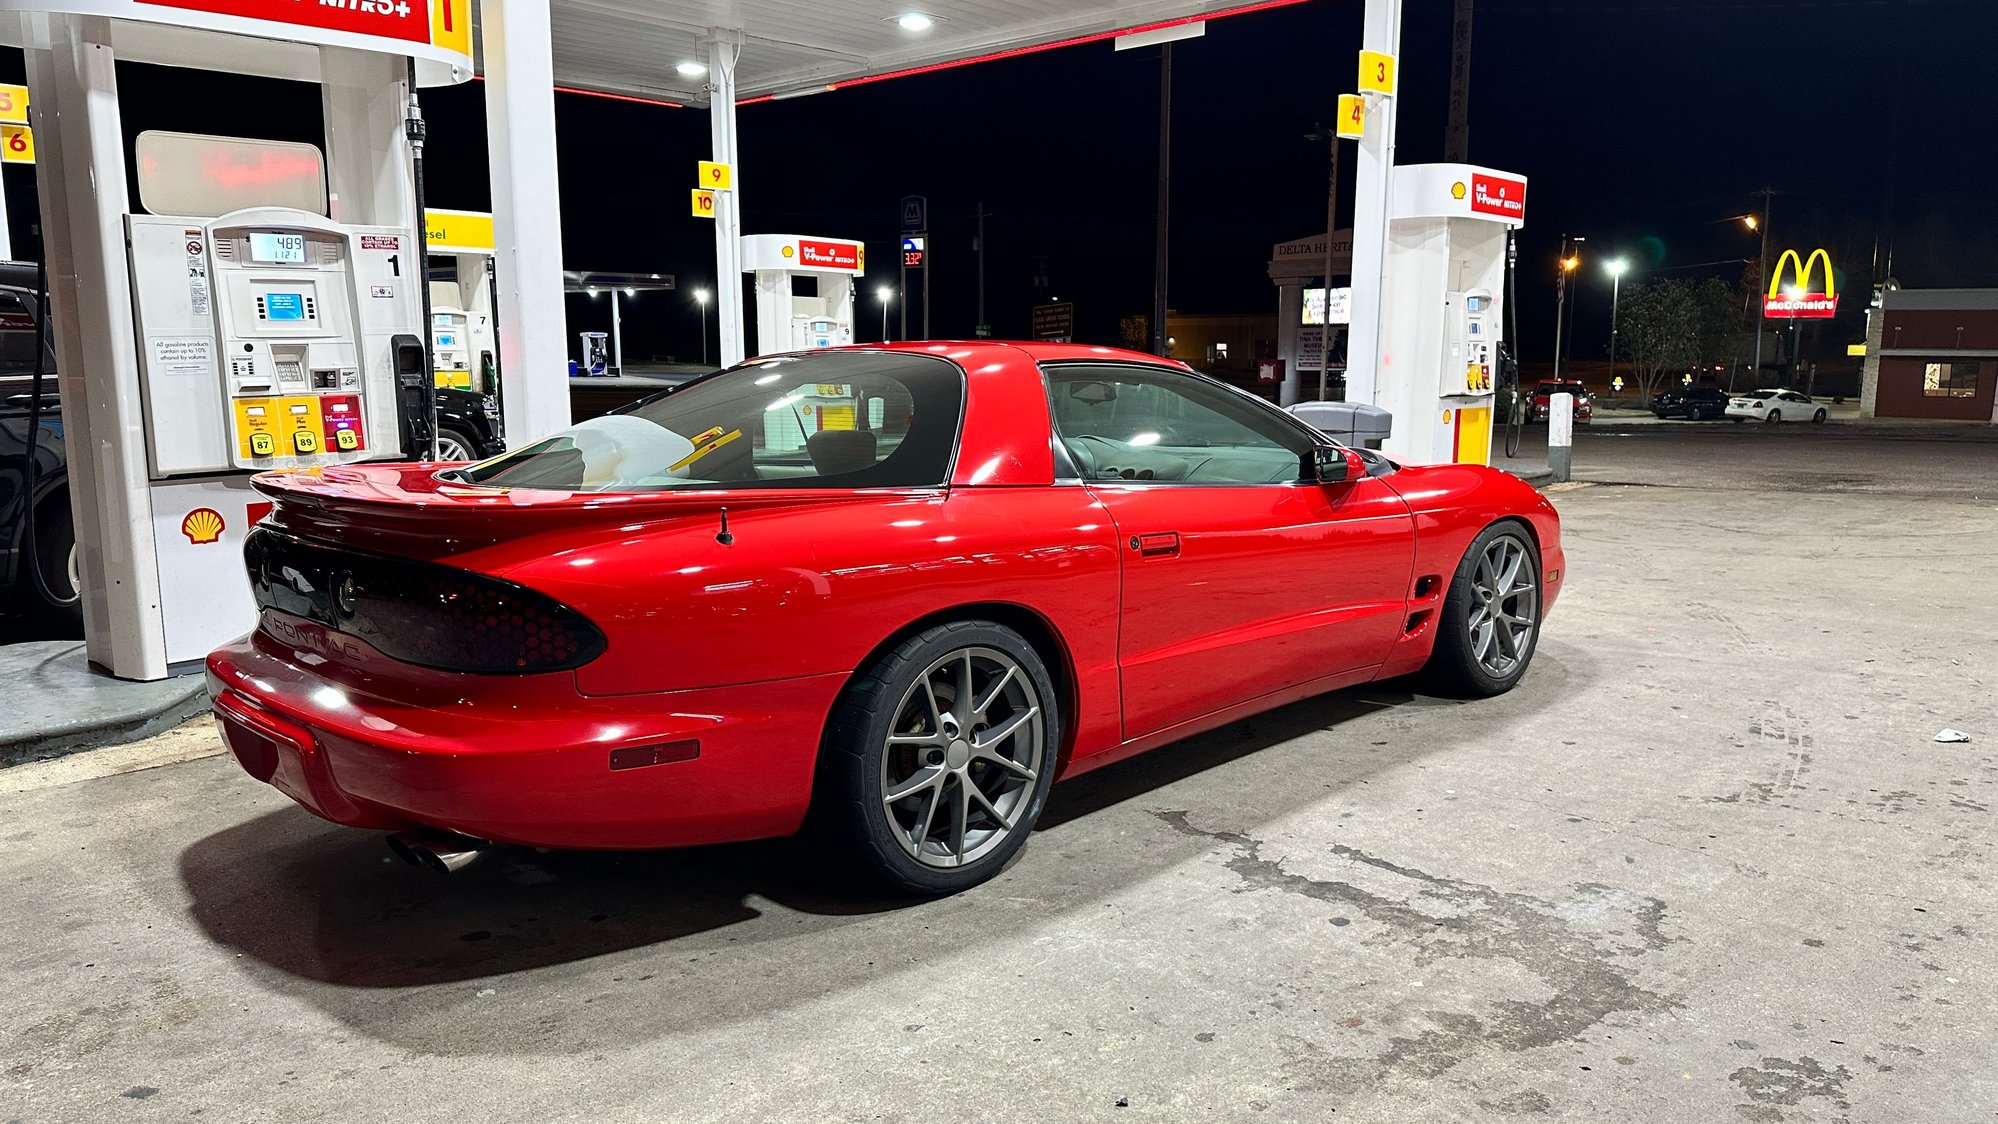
xmin=1651 ymin=386 xmax=1728 ymax=420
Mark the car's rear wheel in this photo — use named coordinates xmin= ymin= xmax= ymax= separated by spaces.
xmin=1812 ymin=408 xmax=1827 ymax=424
xmin=819 ymin=621 xmax=1059 ymax=895
xmin=1683 ymin=404 xmax=1699 ymax=420
xmin=1424 ymin=522 xmax=1542 ymax=697
xmin=1765 ymin=409 xmax=1781 ymax=423
xmin=21 ymin=499 xmax=84 ymax=637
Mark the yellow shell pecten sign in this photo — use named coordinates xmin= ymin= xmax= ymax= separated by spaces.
xmin=181 ymin=507 xmax=226 ymax=545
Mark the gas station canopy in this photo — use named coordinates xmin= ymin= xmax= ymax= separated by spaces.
xmin=484 ymin=0 xmax=1307 ymax=104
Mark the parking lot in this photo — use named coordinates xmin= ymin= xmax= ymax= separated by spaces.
xmin=3 ymin=425 xmax=1994 ymax=1123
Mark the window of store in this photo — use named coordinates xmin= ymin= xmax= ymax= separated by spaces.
xmin=1922 ymin=360 xmax=1981 ymax=398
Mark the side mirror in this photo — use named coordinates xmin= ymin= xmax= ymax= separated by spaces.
xmin=1309 ymin=445 xmax=1366 ymax=484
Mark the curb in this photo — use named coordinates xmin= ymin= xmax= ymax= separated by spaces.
xmin=0 ymin=643 xmax=212 ymax=768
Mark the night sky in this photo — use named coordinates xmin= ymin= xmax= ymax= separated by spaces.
xmin=3 ymin=0 xmax=1993 ymax=370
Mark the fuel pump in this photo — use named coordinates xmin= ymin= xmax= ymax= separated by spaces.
xmin=739 ymin=235 xmax=864 ymax=357
xmin=1370 ymin=163 xmax=1527 ymax=466
xmin=10 ymin=10 xmax=473 ymax=681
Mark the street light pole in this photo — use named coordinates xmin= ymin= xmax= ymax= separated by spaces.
xmin=1607 ymin=258 xmax=1628 ymax=391
xmin=1553 ymin=234 xmax=1583 ymax=379
xmin=877 ymin=285 xmax=894 ymax=342
xmin=1750 ymin=188 xmax=1772 ymax=382
xmin=693 ymin=288 xmax=710 ymax=367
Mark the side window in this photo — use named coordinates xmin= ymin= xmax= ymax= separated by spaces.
xmin=1044 ymin=364 xmax=1311 ymax=485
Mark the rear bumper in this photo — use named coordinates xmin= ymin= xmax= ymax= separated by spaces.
xmin=206 ymin=629 xmax=846 ymax=849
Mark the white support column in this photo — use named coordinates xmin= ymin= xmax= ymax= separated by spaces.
xmin=22 ymin=13 xmax=168 ymax=679
xmin=481 ymin=0 xmax=570 ymax=443
xmin=1344 ymin=0 xmax=1402 ymax=409
xmin=0 ymin=168 xmax=13 ymax=261
xmin=707 ymin=35 xmax=745 ymax=367
xmin=610 ymin=288 xmax=623 ymax=374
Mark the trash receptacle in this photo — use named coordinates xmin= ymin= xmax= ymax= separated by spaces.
xmin=1287 ymin=401 xmax=1393 ymax=450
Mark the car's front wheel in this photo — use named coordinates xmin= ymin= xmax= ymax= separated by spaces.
xmin=1812 ymin=408 xmax=1827 ymax=424
xmin=819 ymin=621 xmax=1059 ymax=895
xmin=1684 ymin=404 xmax=1700 ymax=420
xmin=434 ymin=426 xmax=481 ymax=462
xmin=1765 ymin=409 xmax=1781 ymax=423
xmin=1424 ymin=522 xmax=1542 ymax=697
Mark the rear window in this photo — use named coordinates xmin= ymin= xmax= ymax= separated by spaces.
xmin=458 ymin=350 xmax=964 ymax=492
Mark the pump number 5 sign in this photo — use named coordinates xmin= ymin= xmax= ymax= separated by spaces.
xmin=1 ymin=125 xmax=33 ymax=165
xmin=0 ymin=84 xmax=27 ymax=126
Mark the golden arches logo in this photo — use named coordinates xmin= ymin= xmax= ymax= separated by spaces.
xmin=1763 ymin=248 xmax=1839 ymax=319
xmin=181 ymin=508 xmax=225 ymax=545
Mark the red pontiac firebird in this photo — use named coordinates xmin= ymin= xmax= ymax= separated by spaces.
xmin=208 ymin=342 xmax=1563 ymax=894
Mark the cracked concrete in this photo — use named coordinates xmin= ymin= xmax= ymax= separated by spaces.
xmin=1 ymin=428 xmax=1995 ymax=1122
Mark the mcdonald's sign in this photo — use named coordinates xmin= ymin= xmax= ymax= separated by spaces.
xmin=1763 ymin=248 xmax=1839 ymax=319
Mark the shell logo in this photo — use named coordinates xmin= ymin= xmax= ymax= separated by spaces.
xmin=780 ymin=245 xmax=795 ymax=259
xmin=181 ymin=508 xmax=226 ymax=545
xmin=1450 ymin=181 xmax=1468 ymax=200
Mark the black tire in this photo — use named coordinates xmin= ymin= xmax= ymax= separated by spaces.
xmin=1683 ymin=404 xmax=1699 ymax=420
xmin=817 ymin=620 xmax=1061 ymax=896
xmin=1812 ymin=409 xmax=1827 ymax=424
xmin=22 ymin=499 xmax=83 ymax=637
xmin=1424 ymin=522 xmax=1543 ymax=698
xmin=1765 ymin=409 xmax=1781 ymax=424
xmin=434 ymin=425 xmax=482 ymax=462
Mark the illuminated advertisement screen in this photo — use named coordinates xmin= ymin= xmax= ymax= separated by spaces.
xmin=264 ymin=292 xmax=306 ymax=321
xmin=1303 ymin=287 xmax=1352 ymax=326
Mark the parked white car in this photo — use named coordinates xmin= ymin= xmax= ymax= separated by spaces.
xmin=1726 ymin=388 xmax=1826 ymax=424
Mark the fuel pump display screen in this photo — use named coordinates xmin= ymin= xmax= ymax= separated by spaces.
xmin=1465 ymin=295 xmax=1489 ymax=313
xmin=264 ymin=292 xmax=307 ymax=321
xmin=249 ymin=232 xmax=308 ymax=264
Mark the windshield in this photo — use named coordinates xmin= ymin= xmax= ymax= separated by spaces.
xmin=458 ymin=350 xmax=964 ymax=492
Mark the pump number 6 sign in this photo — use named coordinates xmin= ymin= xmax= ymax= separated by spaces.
xmin=1 ymin=125 xmax=33 ymax=165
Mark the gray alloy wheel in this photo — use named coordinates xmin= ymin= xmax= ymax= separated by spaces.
xmin=1465 ymin=534 xmax=1539 ymax=678
xmin=434 ymin=427 xmax=479 ymax=462
xmin=1765 ymin=409 xmax=1781 ymax=423
xmin=1424 ymin=522 xmax=1543 ymax=697
xmin=818 ymin=621 xmax=1060 ymax=895
xmin=1812 ymin=408 xmax=1827 ymax=424
xmin=877 ymin=646 xmax=1045 ymax=870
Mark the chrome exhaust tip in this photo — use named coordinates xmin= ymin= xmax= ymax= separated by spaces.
xmin=386 ymin=828 xmax=488 ymax=874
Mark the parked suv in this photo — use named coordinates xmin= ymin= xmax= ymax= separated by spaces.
xmin=1529 ymin=380 xmax=1593 ymax=422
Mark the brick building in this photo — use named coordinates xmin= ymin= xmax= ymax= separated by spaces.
xmin=1862 ymin=288 xmax=1997 ymax=422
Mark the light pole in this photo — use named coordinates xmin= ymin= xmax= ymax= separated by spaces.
xmin=1606 ymin=259 xmax=1628 ymax=390
xmin=1553 ymin=234 xmax=1584 ymax=379
xmin=1748 ymin=192 xmax=1771 ymax=381
xmin=877 ymin=285 xmax=894 ymax=342
xmin=1784 ymin=284 xmax=1803 ymax=385
xmin=693 ymin=288 xmax=710 ymax=367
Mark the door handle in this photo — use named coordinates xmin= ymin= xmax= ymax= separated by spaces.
xmin=1131 ymin=532 xmax=1180 ymax=558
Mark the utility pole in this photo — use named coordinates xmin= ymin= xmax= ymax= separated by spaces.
xmin=1552 ymin=234 xmax=1583 ymax=379
xmin=1150 ymin=42 xmax=1172 ymax=356
xmin=1750 ymin=186 xmax=1772 ymax=381
xmin=974 ymin=202 xmax=988 ymax=337
xmin=1444 ymin=0 xmax=1472 ymax=162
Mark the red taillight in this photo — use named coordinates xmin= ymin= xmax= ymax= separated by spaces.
xmin=245 ymin=529 xmax=607 ymax=675
xmin=213 ymin=691 xmax=313 ymax=783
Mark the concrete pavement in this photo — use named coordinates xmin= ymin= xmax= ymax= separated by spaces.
xmin=2 ymin=430 xmax=1993 ymax=1122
